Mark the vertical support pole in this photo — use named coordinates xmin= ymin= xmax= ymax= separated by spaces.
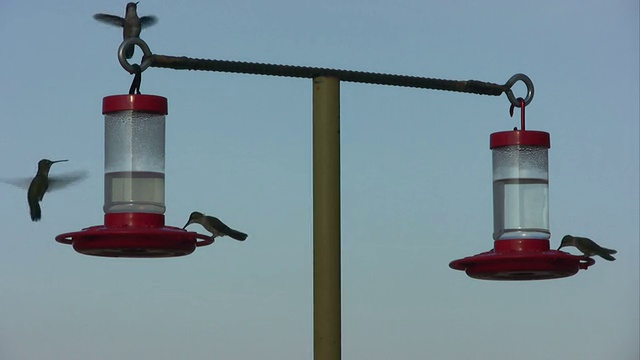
xmin=313 ymin=76 xmax=341 ymax=360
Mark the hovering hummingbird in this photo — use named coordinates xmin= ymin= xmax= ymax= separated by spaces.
xmin=1 ymin=159 xmax=87 ymax=221
xmin=93 ymin=2 xmax=158 ymax=59
xmin=28 ymin=159 xmax=69 ymax=221
xmin=558 ymin=235 xmax=617 ymax=261
xmin=183 ymin=212 xmax=248 ymax=241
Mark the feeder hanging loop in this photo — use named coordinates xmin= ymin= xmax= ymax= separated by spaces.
xmin=504 ymin=73 xmax=534 ymax=107
xmin=118 ymin=37 xmax=153 ymax=74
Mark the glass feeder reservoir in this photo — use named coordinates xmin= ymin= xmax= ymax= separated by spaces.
xmin=491 ymin=131 xmax=550 ymax=241
xmin=104 ymin=95 xmax=166 ymax=214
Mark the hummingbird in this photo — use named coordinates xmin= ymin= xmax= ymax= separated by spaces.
xmin=28 ymin=159 xmax=68 ymax=221
xmin=93 ymin=2 xmax=158 ymax=59
xmin=183 ymin=212 xmax=248 ymax=241
xmin=1 ymin=159 xmax=87 ymax=221
xmin=558 ymin=235 xmax=617 ymax=261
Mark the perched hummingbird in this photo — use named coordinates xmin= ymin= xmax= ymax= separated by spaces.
xmin=93 ymin=2 xmax=158 ymax=58
xmin=183 ymin=212 xmax=248 ymax=241
xmin=558 ymin=235 xmax=617 ymax=261
xmin=28 ymin=159 xmax=68 ymax=221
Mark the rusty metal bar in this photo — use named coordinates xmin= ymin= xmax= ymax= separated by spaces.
xmin=145 ymin=54 xmax=506 ymax=96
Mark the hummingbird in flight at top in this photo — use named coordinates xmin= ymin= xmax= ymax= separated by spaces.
xmin=558 ymin=235 xmax=617 ymax=261
xmin=93 ymin=2 xmax=158 ymax=59
xmin=183 ymin=212 xmax=248 ymax=241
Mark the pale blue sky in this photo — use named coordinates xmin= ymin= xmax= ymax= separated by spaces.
xmin=1 ymin=1 xmax=638 ymax=359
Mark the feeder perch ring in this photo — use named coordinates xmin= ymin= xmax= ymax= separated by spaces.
xmin=55 ymin=213 xmax=214 ymax=258
xmin=450 ymin=239 xmax=596 ymax=281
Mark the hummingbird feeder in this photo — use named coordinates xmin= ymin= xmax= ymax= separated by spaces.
xmin=450 ymin=98 xmax=594 ymax=280
xmin=56 ymin=94 xmax=212 ymax=257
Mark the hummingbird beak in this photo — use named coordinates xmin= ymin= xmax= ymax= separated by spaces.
xmin=52 ymin=159 xmax=69 ymax=164
xmin=183 ymin=220 xmax=191 ymax=229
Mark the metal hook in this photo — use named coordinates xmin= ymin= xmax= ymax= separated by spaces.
xmin=118 ymin=38 xmax=153 ymax=74
xmin=504 ymin=73 xmax=534 ymax=107
xmin=129 ymin=64 xmax=142 ymax=94
xmin=509 ymin=97 xmax=526 ymax=130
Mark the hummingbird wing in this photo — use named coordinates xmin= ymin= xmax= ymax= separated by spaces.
xmin=0 ymin=171 xmax=88 ymax=191
xmin=93 ymin=14 xmax=126 ymax=27
xmin=574 ymin=236 xmax=617 ymax=256
xmin=48 ymin=171 xmax=89 ymax=192
xmin=211 ymin=217 xmax=248 ymax=241
xmin=139 ymin=16 xmax=158 ymax=28
xmin=0 ymin=177 xmax=32 ymax=190
xmin=574 ymin=236 xmax=598 ymax=246
xmin=598 ymin=253 xmax=616 ymax=261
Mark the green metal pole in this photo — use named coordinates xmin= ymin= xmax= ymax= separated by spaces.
xmin=313 ymin=76 xmax=341 ymax=360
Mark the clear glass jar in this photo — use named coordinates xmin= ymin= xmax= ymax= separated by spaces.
xmin=491 ymin=131 xmax=550 ymax=240
xmin=103 ymin=95 xmax=167 ymax=214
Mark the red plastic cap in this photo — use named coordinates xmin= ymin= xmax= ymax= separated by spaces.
xmin=103 ymin=94 xmax=168 ymax=115
xmin=104 ymin=212 xmax=165 ymax=228
xmin=490 ymin=130 xmax=550 ymax=149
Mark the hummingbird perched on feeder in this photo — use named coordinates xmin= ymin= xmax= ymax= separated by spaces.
xmin=183 ymin=212 xmax=248 ymax=241
xmin=558 ymin=235 xmax=617 ymax=261
xmin=93 ymin=2 xmax=158 ymax=59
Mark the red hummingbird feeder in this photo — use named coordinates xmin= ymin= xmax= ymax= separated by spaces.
xmin=56 ymin=94 xmax=212 ymax=257
xmin=450 ymin=98 xmax=594 ymax=280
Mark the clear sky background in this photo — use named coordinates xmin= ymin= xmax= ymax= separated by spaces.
xmin=0 ymin=1 xmax=638 ymax=359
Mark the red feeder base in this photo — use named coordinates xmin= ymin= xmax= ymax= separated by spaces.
xmin=449 ymin=239 xmax=595 ymax=280
xmin=55 ymin=213 xmax=213 ymax=258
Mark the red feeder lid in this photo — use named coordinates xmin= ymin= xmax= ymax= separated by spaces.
xmin=55 ymin=213 xmax=213 ymax=258
xmin=490 ymin=130 xmax=550 ymax=149
xmin=103 ymin=94 xmax=168 ymax=115
xmin=449 ymin=239 xmax=595 ymax=281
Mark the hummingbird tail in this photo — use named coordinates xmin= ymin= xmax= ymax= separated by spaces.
xmin=227 ymin=229 xmax=248 ymax=241
xmin=599 ymin=253 xmax=616 ymax=261
xmin=29 ymin=202 xmax=41 ymax=221
xmin=602 ymin=247 xmax=617 ymax=255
